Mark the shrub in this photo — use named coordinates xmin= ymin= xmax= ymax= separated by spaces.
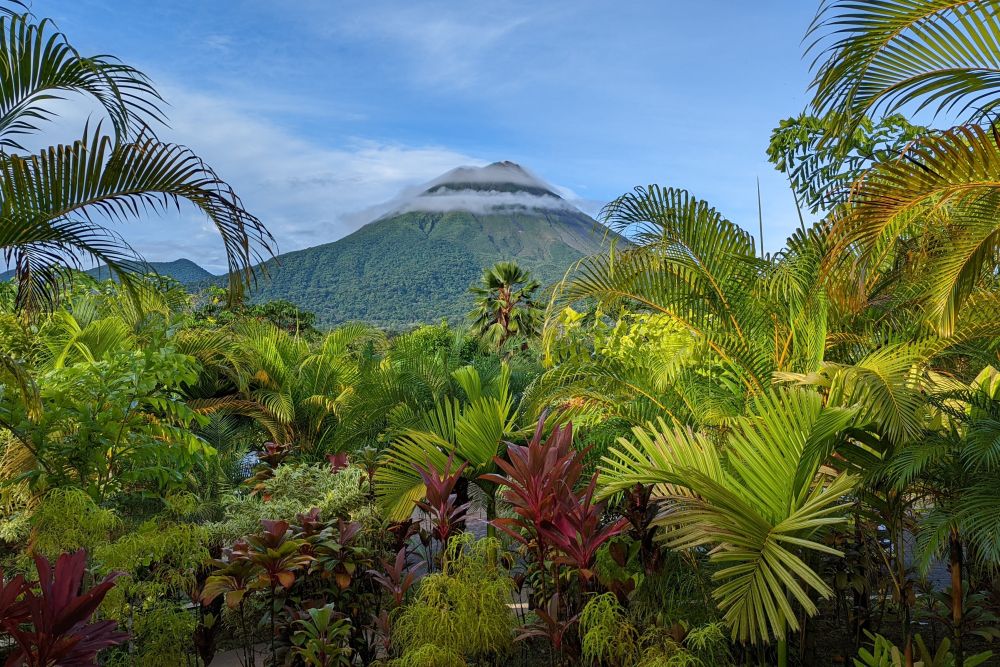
xmin=209 ymin=464 xmax=367 ymax=544
xmin=391 ymin=534 xmax=514 ymax=663
xmin=579 ymin=593 xmax=731 ymax=667
xmin=24 ymin=488 xmax=120 ymax=560
xmin=388 ymin=643 xmax=467 ymax=667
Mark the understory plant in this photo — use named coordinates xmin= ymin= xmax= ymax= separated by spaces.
xmin=0 ymin=549 xmax=127 ymax=666
xmin=579 ymin=592 xmax=732 ymax=667
xmin=389 ymin=533 xmax=515 ymax=665
xmin=482 ymin=418 xmax=627 ymax=661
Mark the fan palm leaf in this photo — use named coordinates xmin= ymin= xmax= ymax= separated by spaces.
xmin=553 ymin=186 xmax=771 ymax=395
xmin=599 ymin=388 xmax=858 ymax=644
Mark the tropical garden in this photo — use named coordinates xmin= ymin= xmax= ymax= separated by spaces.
xmin=3 ymin=0 xmax=1000 ymax=665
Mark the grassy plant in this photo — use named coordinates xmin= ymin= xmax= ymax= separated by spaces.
xmin=580 ymin=593 xmax=641 ymax=666
xmin=387 ymin=643 xmax=467 ymax=667
xmin=579 ymin=593 xmax=731 ymax=667
xmin=25 ymin=488 xmax=120 ymax=560
xmin=391 ymin=534 xmax=514 ymax=662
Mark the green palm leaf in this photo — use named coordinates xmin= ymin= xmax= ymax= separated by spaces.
xmin=0 ymin=12 xmax=163 ymax=149
xmin=599 ymin=388 xmax=858 ymax=644
xmin=808 ymin=0 xmax=1000 ymax=144
xmin=827 ymin=124 xmax=1000 ymax=333
xmin=375 ymin=364 xmax=522 ymax=521
xmin=0 ymin=127 xmax=274 ymax=309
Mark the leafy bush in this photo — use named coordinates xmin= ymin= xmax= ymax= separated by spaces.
xmin=209 ymin=464 xmax=367 ymax=544
xmin=391 ymin=534 xmax=514 ymax=663
xmin=580 ymin=593 xmax=731 ymax=667
xmin=21 ymin=488 xmax=121 ymax=560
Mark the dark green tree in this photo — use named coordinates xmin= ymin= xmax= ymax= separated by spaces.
xmin=468 ymin=261 xmax=541 ymax=350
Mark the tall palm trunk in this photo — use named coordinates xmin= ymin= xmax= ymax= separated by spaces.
xmin=887 ymin=490 xmax=914 ymax=667
xmin=950 ymin=527 xmax=964 ymax=667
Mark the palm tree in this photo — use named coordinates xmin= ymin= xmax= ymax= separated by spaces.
xmin=468 ymin=261 xmax=542 ymax=350
xmin=807 ymin=0 xmax=1000 ymax=334
xmin=0 ymin=8 xmax=273 ymax=311
xmin=598 ymin=388 xmax=859 ymax=665
xmin=191 ymin=321 xmax=384 ymax=456
xmin=878 ymin=367 xmax=1000 ymax=667
xmin=808 ymin=0 xmax=1000 ymax=147
xmin=375 ymin=363 xmax=533 ymax=523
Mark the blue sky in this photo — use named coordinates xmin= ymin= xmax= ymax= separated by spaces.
xmin=44 ymin=1 xmax=819 ymax=272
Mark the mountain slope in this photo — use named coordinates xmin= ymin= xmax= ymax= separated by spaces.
xmin=246 ymin=162 xmax=612 ymax=328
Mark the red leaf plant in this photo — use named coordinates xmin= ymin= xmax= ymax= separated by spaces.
xmin=413 ymin=456 xmax=470 ymax=545
xmin=368 ymin=548 xmax=422 ymax=608
xmin=235 ymin=519 xmax=314 ymax=591
xmin=515 ymin=592 xmax=580 ymax=655
xmin=326 ymin=451 xmax=350 ymax=473
xmin=480 ymin=420 xmax=583 ymax=545
xmin=537 ymin=476 xmax=628 ymax=583
xmin=0 ymin=549 xmax=127 ymax=667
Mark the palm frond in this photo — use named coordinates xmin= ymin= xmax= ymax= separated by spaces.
xmin=0 ymin=12 xmax=163 ymax=149
xmin=808 ymin=0 xmax=1000 ymax=144
xmin=599 ymin=388 xmax=858 ymax=644
xmin=0 ymin=126 xmax=274 ymax=309
xmin=828 ymin=124 xmax=1000 ymax=334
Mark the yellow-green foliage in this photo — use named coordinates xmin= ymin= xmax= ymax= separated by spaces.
xmin=387 ymin=643 xmax=467 ymax=667
xmin=0 ymin=444 xmax=33 ymax=543
xmin=580 ymin=593 xmax=641 ymax=666
xmin=0 ymin=312 xmax=38 ymax=361
xmin=95 ymin=520 xmax=210 ymax=615
xmin=580 ymin=593 xmax=731 ymax=667
xmin=27 ymin=488 xmax=120 ymax=559
xmin=209 ymin=464 xmax=367 ymax=544
xmin=103 ymin=601 xmax=197 ymax=667
xmin=391 ymin=534 xmax=514 ymax=663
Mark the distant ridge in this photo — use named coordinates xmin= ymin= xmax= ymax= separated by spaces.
xmin=0 ymin=258 xmax=215 ymax=285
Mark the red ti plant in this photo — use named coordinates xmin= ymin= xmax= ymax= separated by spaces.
xmin=207 ymin=519 xmax=313 ymax=665
xmin=326 ymin=451 xmax=350 ymax=473
xmin=538 ymin=476 xmax=628 ymax=584
xmin=413 ymin=456 xmax=470 ymax=548
xmin=368 ymin=548 xmax=421 ymax=608
xmin=238 ymin=519 xmax=314 ymax=591
xmin=516 ymin=593 xmax=580 ymax=665
xmin=311 ymin=519 xmax=368 ymax=591
xmin=0 ymin=550 xmax=127 ymax=667
xmin=480 ymin=419 xmax=583 ymax=545
xmin=481 ymin=418 xmax=584 ymax=604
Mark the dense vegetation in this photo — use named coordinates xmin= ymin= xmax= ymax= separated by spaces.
xmin=4 ymin=1 xmax=1000 ymax=666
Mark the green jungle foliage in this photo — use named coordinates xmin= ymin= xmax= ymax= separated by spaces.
xmin=3 ymin=1 xmax=1000 ymax=667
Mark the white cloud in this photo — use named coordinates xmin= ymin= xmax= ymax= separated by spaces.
xmin=102 ymin=84 xmax=491 ymax=272
xmin=377 ymin=161 xmax=576 ymax=215
xmin=397 ymin=192 xmax=573 ymax=215
xmin=323 ymin=3 xmax=535 ymax=88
